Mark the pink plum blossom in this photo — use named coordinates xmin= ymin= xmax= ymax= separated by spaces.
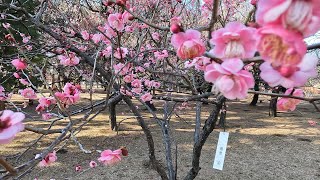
xmin=122 ymin=10 xmax=134 ymax=23
xmin=81 ymin=30 xmax=90 ymax=40
xmin=123 ymin=74 xmax=135 ymax=83
xmin=38 ymin=151 xmax=57 ymax=167
xmin=144 ymin=80 xmax=161 ymax=89
xmin=89 ymin=161 xmax=97 ymax=168
xmin=277 ymin=88 xmax=304 ymax=111
xmin=257 ymin=25 xmax=306 ymax=67
xmin=92 ymin=33 xmax=104 ymax=44
xmin=0 ymin=110 xmax=25 ymax=144
xmin=69 ymin=29 xmax=76 ymax=37
xmin=120 ymin=86 xmax=133 ymax=96
xmin=308 ymin=120 xmax=317 ymax=126
xmin=210 ymin=22 xmax=258 ymax=59
xmin=114 ymin=47 xmax=128 ymax=59
xmin=42 ymin=113 xmax=53 ymax=120
xmin=36 ymin=97 xmax=56 ymax=112
xmin=35 ymin=104 xmax=45 ymax=112
xmin=135 ymin=66 xmax=145 ymax=73
xmin=58 ymin=52 xmax=80 ymax=66
xmin=131 ymin=79 xmax=142 ymax=88
xmin=102 ymin=46 xmax=112 ymax=57
xmin=184 ymin=61 xmax=195 ymax=68
xmin=19 ymin=88 xmax=37 ymax=99
xmin=144 ymin=80 xmax=152 ymax=88
xmin=171 ymin=29 xmax=206 ymax=60
xmin=260 ymin=53 xmax=318 ymax=88
xmin=108 ymin=13 xmax=125 ymax=31
xmin=125 ymin=25 xmax=135 ymax=32
xmin=2 ymin=23 xmax=10 ymax=29
xmin=256 ymin=0 xmax=320 ymax=36
xmin=98 ymin=149 xmax=122 ymax=166
xmin=75 ymin=165 xmax=82 ymax=172
xmin=192 ymin=56 xmax=211 ymax=71
xmin=250 ymin=0 xmax=258 ymax=5
xmin=204 ymin=58 xmax=254 ymax=100
xmin=152 ymin=81 xmax=161 ymax=88
xmin=131 ymin=88 xmax=142 ymax=94
xmin=138 ymin=23 xmax=148 ymax=29
xmin=114 ymin=63 xmax=131 ymax=75
xmin=152 ymin=32 xmax=161 ymax=41
xmin=39 ymin=97 xmax=56 ymax=107
xmin=11 ymin=58 xmax=27 ymax=70
xmin=154 ymin=50 xmax=169 ymax=60
xmin=13 ymin=72 xmax=20 ymax=78
xmin=141 ymin=93 xmax=153 ymax=102
xmin=22 ymin=36 xmax=31 ymax=43
xmin=244 ymin=62 xmax=255 ymax=71
xmin=54 ymin=83 xmax=80 ymax=105
xmin=78 ymin=45 xmax=88 ymax=52
xmin=103 ymin=24 xmax=117 ymax=38
xmin=0 ymin=86 xmax=6 ymax=101
xmin=97 ymin=25 xmax=105 ymax=32
xmin=19 ymin=78 xmax=29 ymax=85
xmin=144 ymin=63 xmax=150 ymax=68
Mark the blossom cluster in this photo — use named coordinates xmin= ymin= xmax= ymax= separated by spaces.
xmin=170 ymin=1 xmax=319 ymax=100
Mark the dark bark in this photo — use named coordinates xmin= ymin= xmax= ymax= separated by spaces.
xmin=218 ymin=100 xmax=227 ymax=128
xmin=250 ymin=94 xmax=259 ymax=106
xmin=109 ymin=103 xmax=117 ymax=130
xmin=145 ymin=101 xmax=157 ymax=111
xmin=250 ymin=66 xmax=260 ymax=106
xmin=123 ymin=97 xmax=168 ymax=180
xmin=184 ymin=96 xmax=225 ymax=180
xmin=194 ymin=102 xmax=202 ymax=143
xmin=109 ymin=97 xmax=122 ymax=130
xmin=161 ymin=121 xmax=175 ymax=180
xmin=269 ymin=96 xmax=278 ymax=117
xmin=269 ymin=87 xmax=286 ymax=117
xmin=28 ymin=99 xmax=34 ymax=106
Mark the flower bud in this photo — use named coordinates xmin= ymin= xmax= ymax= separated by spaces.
xmin=170 ymin=24 xmax=182 ymax=34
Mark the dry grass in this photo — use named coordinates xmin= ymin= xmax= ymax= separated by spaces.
xmin=1 ymin=93 xmax=320 ymax=180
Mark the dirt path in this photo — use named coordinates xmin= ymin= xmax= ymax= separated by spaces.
xmin=1 ymin=94 xmax=320 ymax=180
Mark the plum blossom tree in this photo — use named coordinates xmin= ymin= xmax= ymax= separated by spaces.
xmin=1 ymin=0 xmax=320 ymax=179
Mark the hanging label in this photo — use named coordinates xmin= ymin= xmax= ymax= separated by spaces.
xmin=213 ymin=132 xmax=229 ymax=170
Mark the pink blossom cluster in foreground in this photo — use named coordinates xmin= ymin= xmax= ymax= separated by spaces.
xmin=11 ymin=58 xmax=28 ymax=70
xmin=205 ymin=59 xmax=254 ymax=99
xmin=204 ymin=22 xmax=257 ymax=99
xmin=55 ymin=83 xmax=81 ymax=106
xmin=170 ymin=0 xmax=320 ymax=99
xmin=0 ymin=110 xmax=25 ymax=144
xmin=255 ymin=0 xmax=319 ymax=88
xmin=171 ymin=29 xmax=206 ymax=60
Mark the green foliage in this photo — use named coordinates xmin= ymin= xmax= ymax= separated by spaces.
xmin=0 ymin=0 xmax=43 ymax=91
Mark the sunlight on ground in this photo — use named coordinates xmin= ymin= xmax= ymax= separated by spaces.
xmin=1 ymin=93 xmax=320 ymax=179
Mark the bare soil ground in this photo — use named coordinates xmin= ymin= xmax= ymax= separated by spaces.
xmin=1 ymin=93 xmax=320 ymax=180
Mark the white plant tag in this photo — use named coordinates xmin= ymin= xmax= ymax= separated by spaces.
xmin=213 ymin=132 xmax=229 ymax=170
